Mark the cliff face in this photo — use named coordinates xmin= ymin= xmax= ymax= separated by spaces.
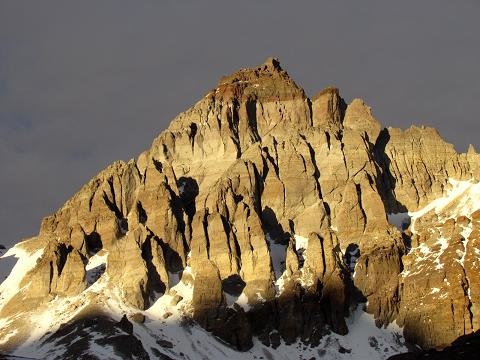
xmin=1 ymin=58 xmax=479 ymax=359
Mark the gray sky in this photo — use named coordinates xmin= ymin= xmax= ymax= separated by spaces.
xmin=0 ymin=1 xmax=479 ymax=248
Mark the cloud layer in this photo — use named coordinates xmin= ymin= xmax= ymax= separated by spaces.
xmin=1 ymin=1 xmax=479 ymax=247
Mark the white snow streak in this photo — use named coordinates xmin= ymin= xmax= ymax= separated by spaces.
xmin=294 ymin=234 xmax=309 ymax=253
xmin=0 ymin=246 xmax=44 ymax=313
xmin=409 ymin=179 xmax=480 ymax=232
xmin=401 ymin=179 xmax=480 ymax=291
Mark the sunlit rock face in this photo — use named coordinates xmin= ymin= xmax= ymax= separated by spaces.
xmin=1 ymin=58 xmax=480 ymax=359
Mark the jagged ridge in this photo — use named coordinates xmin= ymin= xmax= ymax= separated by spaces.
xmin=1 ymin=58 xmax=480 ymax=359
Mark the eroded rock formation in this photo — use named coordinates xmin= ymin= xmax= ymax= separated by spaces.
xmin=1 ymin=58 xmax=479 ymax=357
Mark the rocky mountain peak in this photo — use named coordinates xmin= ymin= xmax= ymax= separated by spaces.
xmin=312 ymin=85 xmax=340 ymax=99
xmin=262 ymin=56 xmax=281 ymax=69
xmin=1 ymin=59 xmax=480 ymax=360
xmin=214 ymin=57 xmax=305 ymax=103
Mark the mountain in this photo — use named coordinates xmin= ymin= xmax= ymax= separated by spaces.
xmin=1 ymin=58 xmax=479 ymax=359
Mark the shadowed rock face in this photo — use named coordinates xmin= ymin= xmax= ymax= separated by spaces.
xmin=1 ymin=58 xmax=480 ymax=356
xmin=388 ymin=330 xmax=480 ymax=360
xmin=43 ymin=311 xmax=152 ymax=360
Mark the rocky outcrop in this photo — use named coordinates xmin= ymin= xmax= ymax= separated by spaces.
xmin=395 ymin=212 xmax=480 ymax=349
xmin=354 ymin=237 xmax=405 ymax=325
xmin=1 ymin=58 xmax=480 ymax=356
xmin=107 ymin=226 xmax=150 ymax=309
xmin=192 ymin=260 xmax=225 ymax=330
xmin=376 ymin=126 xmax=479 ymax=212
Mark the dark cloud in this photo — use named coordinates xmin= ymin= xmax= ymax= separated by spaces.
xmin=0 ymin=1 xmax=479 ymax=247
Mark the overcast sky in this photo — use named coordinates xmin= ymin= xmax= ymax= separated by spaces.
xmin=0 ymin=1 xmax=479 ymax=248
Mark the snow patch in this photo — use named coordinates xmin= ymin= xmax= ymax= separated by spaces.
xmin=235 ymin=292 xmax=251 ymax=312
xmin=255 ymin=292 xmax=266 ymax=303
xmin=418 ymin=243 xmax=431 ymax=256
xmin=275 ymin=273 xmax=287 ymax=295
xmin=88 ymin=341 xmax=119 ymax=359
xmin=0 ymin=246 xmax=44 ymax=313
xmin=147 ymin=267 xmax=195 ymax=322
xmin=224 ymin=292 xmax=238 ymax=307
xmin=294 ymin=234 xmax=315 ymax=287
xmin=86 ymin=250 xmax=108 ymax=271
xmin=294 ymin=234 xmax=308 ymax=268
xmin=144 ymin=302 xmax=407 ymax=360
xmin=266 ymin=233 xmax=291 ymax=295
xmin=294 ymin=234 xmax=309 ymax=253
xmin=435 ymin=237 xmax=449 ymax=252
xmin=409 ymin=179 xmax=480 ymax=232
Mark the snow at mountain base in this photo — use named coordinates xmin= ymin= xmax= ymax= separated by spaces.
xmin=0 ymin=240 xmax=408 ymax=360
xmin=0 ymin=246 xmax=44 ymax=314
